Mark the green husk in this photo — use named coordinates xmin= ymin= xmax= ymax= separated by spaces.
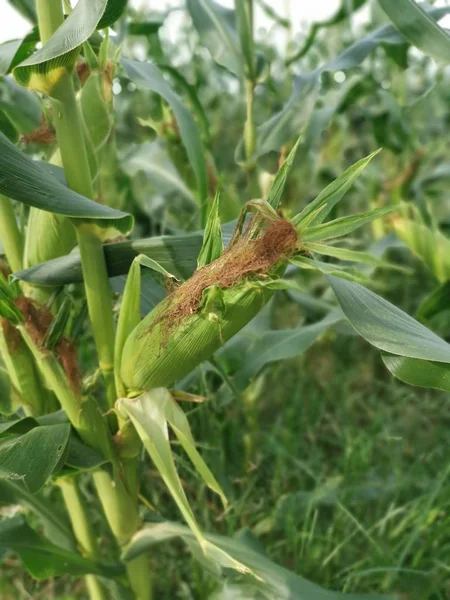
xmin=120 ymin=213 xmax=298 ymax=393
xmin=121 ymin=280 xmax=274 ymax=392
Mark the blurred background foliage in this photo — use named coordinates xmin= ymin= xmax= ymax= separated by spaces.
xmin=1 ymin=0 xmax=450 ymax=598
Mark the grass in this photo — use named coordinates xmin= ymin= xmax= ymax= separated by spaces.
xmin=1 ymin=332 xmax=449 ymax=599
xmin=141 ymin=333 xmax=450 ymax=599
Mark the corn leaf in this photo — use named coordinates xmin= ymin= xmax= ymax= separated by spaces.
xmin=197 ymin=183 xmax=223 ymax=268
xmin=0 ymin=110 xmax=18 ymax=143
xmin=159 ymin=65 xmax=211 ymax=143
xmin=64 ymin=436 xmax=107 ymax=473
xmin=304 ymin=242 xmax=404 ymax=271
xmin=378 ymin=0 xmax=450 ymax=63
xmin=123 ymin=521 xmax=389 ymax=600
xmin=0 ymin=515 xmax=121 ymax=579
xmin=218 ymin=312 xmax=343 ymax=402
xmin=14 ymin=230 xmax=204 ymax=285
xmin=267 ymin=136 xmax=302 ymax=209
xmin=238 ymin=4 xmax=450 ymax=161
xmin=416 ymin=281 xmax=450 ymax=322
xmin=302 ymin=207 xmax=395 ymax=242
xmin=291 ymin=256 xmax=371 ymax=285
xmin=117 ymin=390 xmax=207 ymax=544
xmin=382 ymin=355 xmax=450 ymax=392
xmin=236 ymin=72 xmax=319 ymax=162
xmin=13 ymin=0 xmax=125 ymax=93
xmin=121 ymin=58 xmax=208 ymax=220
xmin=6 ymin=0 xmax=37 ymax=24
xmin=0 ymin=480 xmax=76 ymax=551
xmin=186 ymin=0 xmax=243 ymax=77
xmin=293 ymin=151 xmax=381 ymax=229
xmin=0 ymin=77 xmax=42 ymax=134
xmin=119 ymin=390 xmax=226 ymax=507
xmin=0 ymin=132 xmax=133 ymax=233
xmin=286 ymin=0 xmax=368 ymax=64
xmin=155 ymin=393 xmax=227 ymax=507
xmin=123 ymin=142 xmax=197 ymax=206
xmin=329 ymin=276 xmax=450 ymax=362
xmin=0 ymin=28 xmax=39 ymax=76
xmin=0 ymin=423 xmax=70 ymax=493
xmin=393 ymin=217 xmax=450 ymax=283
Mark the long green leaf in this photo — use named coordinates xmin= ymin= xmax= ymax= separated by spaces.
xmin=304 ymin=242 xmax=404 ymax=271
xmin=236 ymin=72 xmax=319 ymax=162
xmin=329 ymin=276 xmax=450 ymax=362
xmin=240 ymin=4 xmax=450 ymax=160
xmin=7 ymin=0 xmax=36 ymax=23
xmin=186 ymin=0 xmax=242 ymax=77
xmin=0 ymin=423 xmax=70 ymax=493
xmin=0 ymin=515 xmax=120 ymax=579
xmin=302 ymin=207 xmax=395 ymax=242
xmin=13 ymin=0 xmax=126 ymax=93
xmin=267 ymin=136 xmax=302 ymax=209
xmin=416 ymin=281 xmax=450 ymax=322
xmin=0 ymin=480 xmax=76 ymax=551
xmin=123 ymin=142 xmax=196 ymax=205
xmin=14 ymin=231 xmax=201 ymax=284
xmin=286 ymin=0 xmax=368 ymax=64
xmin=218 ymin=312 xmax=342 ymax=401
xmin=0 ymin=132 xmax=133 ymax=233
xmin=0 ymin=28 xmax=39 ymax=76
xmin=0 ymin=77 xmax=42 ymax=134
xmin=197 ymin=183 xmax=223 ymax=268
xmin=121 ymin=58 xmax=208 ymax=219
xmin=382 ymin=355 xmax=450 ymax=392
xmin=293 ymin=151 xmax=381 ymax=228
xmin=117 ymin=391 xmax=207 ymax=544
xmin=123 ymin=521 xmax=389 ymax=600
xmin=378 ymin=0 xmax=450 ymax=63
xmin=393 ymin=217 xmax=450 ymax=283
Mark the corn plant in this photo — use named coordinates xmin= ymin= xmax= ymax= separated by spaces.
xmin=0 ymin=1 xmax=450 ymax=598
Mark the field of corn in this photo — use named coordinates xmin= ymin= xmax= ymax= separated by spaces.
xmin=1 ymin=0 xmax=450 ymax=599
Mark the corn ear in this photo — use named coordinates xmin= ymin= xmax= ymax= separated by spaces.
xmin=23 ymin=150 xmax=77 ymax=304
xmin=120 ymin=145 xmax=302 ymax=392
xmin=120 ymin=279 xmax=273 ymax=392
xmin=0 ymin=320 xmax=55 ymax=415
xmin=115 ymin=254 xmax=179 ymax=395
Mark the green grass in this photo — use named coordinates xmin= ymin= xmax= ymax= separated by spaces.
xmin=1 ymin=334 xmax=449 ymax=599
xmin=135 ymin=334 xmax=450 ymax=599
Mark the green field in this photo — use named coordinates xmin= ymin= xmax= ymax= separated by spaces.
xmin=1 ymin=1 xmax=450 ymax=599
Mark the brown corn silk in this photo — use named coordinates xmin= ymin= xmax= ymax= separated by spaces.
xmin=121 ymin=216 xmax=298 ymax=391
xmin=15 ymin=297 xmax=81 ymax=394
xmin=149 ymin=217 xmax=297 ymax=341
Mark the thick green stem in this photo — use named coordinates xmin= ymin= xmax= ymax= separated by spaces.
xmin=57 ymin=476 xmax=108 ymax=600
xmin=50 ymin=72 xmax=116 ymax=405
xmin=76 ymin=227 xmax=116 ymax=404
xmin=36 ymin=0 xmax=64 ymax=44
xmin=92 ymin=469 xmax=139 ymax=547
xmin=0 ymin=196 xmax=23 ymax=273
xmin=244 ymin=79 xmax=256 ymax=160
xmin=19 ymin=326 xmax=81 ymax=424
xmin=34 ymin=3 xmax=150 ymax=597
xmin=92 ymin=470 xmax=151 ymax=600
xmin=36 ymin=3 xmax=115 ymax=403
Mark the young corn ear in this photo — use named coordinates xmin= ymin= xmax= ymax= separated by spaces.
xmin=120 ymin=208 xmax=298 ymax=393
xmin=120 ymin=140 xmax=304 ymax=393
